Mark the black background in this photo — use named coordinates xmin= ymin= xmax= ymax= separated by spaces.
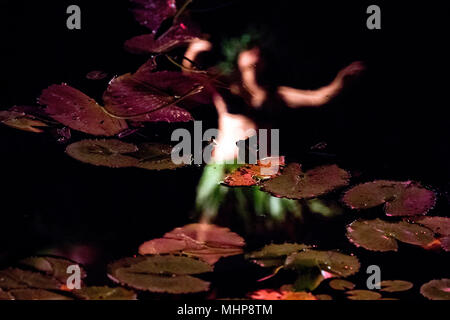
xmin=0 ymin=0 xmax=448 ymax=286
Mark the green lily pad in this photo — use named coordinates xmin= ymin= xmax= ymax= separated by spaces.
xmin=346 ymin=290 xmax=382 ymax=300
xmin=0 ymin=268 xmax=62 ymax=290
xmin=108 ymin=255 xmax=212 ymax=294
xmin=139 ymin=224 xmax=245 ymax=265
xmin=131 ymin=143 xmax=190 ymax=170
xmin=66 ymin=139 xmax=139 ymax=168
xmin=20 ymin=256 xmax=86 ymax=284
xmin=343 ymin=180 xmax=436 ymax=216
xmin=329 ymin=279 xmax=355 ymax=291
xmin=420 ymin=279 xmax=450 ymax=300
xmin=262 ymin=163 xmax=350 ymax=200
xmin=8 ymin=289 xmax=72 ymax=300
xmin=246 ymin=243 xmax=311 ymax=268
xmin=285 ymin=250 xmax=360 ymax=278
xmin=378 ymin=280 xmax=413 ymax=292
xmin=74 ymin=286 xmax=137 ymax=300
xmin=292 ymin=266 xmax=324 ymax=291
xmin=346 ymin=219 xmax=436 ymax=252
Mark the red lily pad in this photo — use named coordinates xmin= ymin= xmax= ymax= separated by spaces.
xmin=262 ymin=163 xmax=350 ymax=200
xmin=0 ymin=110 xmax=48 ymax=133
xmin=223 ymin=157 xmax=285 ymax=187
xmin=346 ymin=290 xmax=382 ymax=300
xmin=103 ymin=64 xmax=211 ymax=122
xmin=73 ymin=286 xmax=137 ymax=300
xmin=130 ymin=0 xmax=177 ymax=33
xmin=139 ymin=224 xmax=245 ymax=265
xmin=39 ymin=84 xmax=128 ymax=136
xmin=408 ymin=216 xmax=450 ymax=235
xmin=342 ymin=180 xmax=436 ymax=216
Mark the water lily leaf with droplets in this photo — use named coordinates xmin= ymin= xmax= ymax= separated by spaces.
xmin=139 ymin=224 xmax=245 ymax=265
xmin=342 ymin=180 xmax=436 ymax=216
xmin=8 ymin=289 xmax=72 ymax=300
xmin=130 ymin=0 xmax=177 ymax=33
xmin=420 ymin=279 xmax=450 ymax=300
xmin=346 ymin=290 xmax=382 ymax=300
xmin=73 ymin=286 xmax=137 ymax=300
xmin=66 ymin=139 xmax=139 ymax=168
xmin=285 ymin=250 xmax=360 ymax=278
xmin=262 ymin=163 xmax=350 ymax=200
xmin=329 ymin=279 xmax=355 ymax=291
xmin=107 ymin=255 xmax=211 ymax=294
xmin=246 ymin=243 xmax=311 ymax=268
xmin=39 ymin=84 xmax=128 ymax=136
xmin=409 ymin=216 xmax=450 ymax=235
xmin=346 ymin=219 xmax=436 ymax=252
xmin=378 ymin=280 xmax=413 ymax=292
xmin=223 ymin=157 xmax=285 ymax=187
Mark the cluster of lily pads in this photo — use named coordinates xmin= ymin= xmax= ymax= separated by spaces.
xmin=1 ymin=224 xmax=448 ymax=300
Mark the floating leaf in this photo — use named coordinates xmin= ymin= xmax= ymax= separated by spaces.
xmin=0 ymin=268 xmax=61 ymax=290
xmin=329 ymin=279 xmax=355 ymax=291
xmin=249 ymin=289 xmax=316 ymax=300
xmin=131 ymin=143 xmax=190 ymax=170
xmin=39 ymin=84 xmax=128 ymax=136
xmin=86 ymin=70 xmax=108 ymax=80
xmin=0 ymin=110 xmax=48 ymax=133
xmin=246 ymin=243 xmax=311 ymax=268
xmin=316 ymin=294 xmax=333 ymax=300
xmin=262 ymin=163 xmax=350 ymax=200
xmin=139 ymin=224 xmax=245 ymax=265
xmin=343 ymin=180 xmax=436 ymax=216
xmin=409 ymin=216 xmax=450 ymax=236
xmin=292 ymin=266 xmax=324 ymax=291
xmin=346 ymin=219 xmax=436 ymax=252
xmin=20 ymin=256 xmax=86 ymax=284
xmin=8 ymin=289 xmax=72 ymax=300
xmin=285 ymin=250 xmax=360 ymax=278
xmin=346 ymin=290 xmax=382 ymax=300
xmin=223 ymin=157 xmax=285 ymax=187
xmin=66 ymin=139 xmax=139 ymax=168
xmin=74 ymin=286 xmax=137 ymax=300
xmin=108 ymin=255 xmax=211 ymax=294
xmin=130 ymin=0 xmax=177 ymax=33
xmin=420 ymin=279 xmax=450 ymax=300
xmin=378 ymin=280 xmax=413 ymax=293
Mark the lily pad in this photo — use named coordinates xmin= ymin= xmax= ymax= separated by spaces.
xmin=409 ymin=216 xmax=450 ymax=236
xmin=8 ymin=289 xmax=72 ymax=300
xmin=131 ymin=143 xmax=190 ymax=170
xmin=74 ymin=286 xmax=137 ymax=300
xmin=20 ymin=256 xmax=86 ymax=285
xmin=262 ymin=163 xmax=350 ymax=200
xmin=346 ymin=219 xmax=436 ymax=252
xmin=0 ymin=110 xmax=48 ymax=133
xmin=378 ymin=280 xmax=413 ymax=293
xmin=329 ymin=279 xmax=355 ymax=291
xmin=130 ymin=0 xmax=177 ymax=33
xmin=441 ymin=236 xmax=450 ymax=252
xmin=342 ymin=180 xmax=436 ymax=216
xmin=285 ymin=250 xmax=360 ymax=278
xmin=39 ymin=84 xmax=127 ymax=136
xmin=0 ymin=268 xmax=62 ymax=290
xmin=139 ymin=224 xmax=245 ymax=265
xmin=223 ymin=157 xmax=285 ymax=187
xmin=246 ymin=243 xmax=311 ymax=268
xmin=66 ymin=139 xmax=139 ymax=168
xmin=420 ymin=279 xmax=450 ymax=300
xmin=346 ymin=290 xmax=382 ymax=300
xmin=108 ymin=255 xmax=212 ymax=294
xmin=0 ymin=289 xmax=14 ymax=300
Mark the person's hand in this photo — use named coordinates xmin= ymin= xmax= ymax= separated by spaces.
xmin=337 ymin=61 xmax=366 ymax=83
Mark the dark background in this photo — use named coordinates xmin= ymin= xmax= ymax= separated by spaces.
xmin=0 ymin=0 xmax=448 ymax=289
